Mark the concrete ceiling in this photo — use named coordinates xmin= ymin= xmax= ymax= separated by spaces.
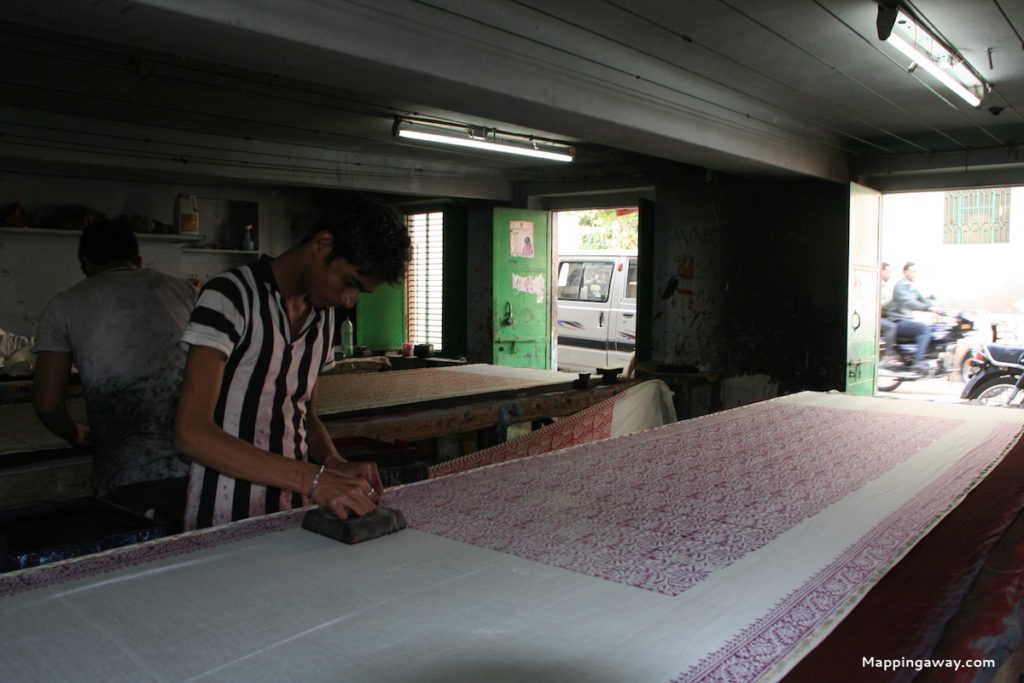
xmin=2 ymin=0 xmax=1023 ymax=199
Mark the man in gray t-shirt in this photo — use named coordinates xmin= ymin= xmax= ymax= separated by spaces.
xmin=33 ymin=221 xmax=196 ymax=528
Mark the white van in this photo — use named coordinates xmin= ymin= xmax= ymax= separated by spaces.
xmin=555 ymin=252 xmax=637 ymax=372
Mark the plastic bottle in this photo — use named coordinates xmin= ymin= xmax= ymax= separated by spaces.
xmin=340 ymin=319 xmax=353 ymax=358
xmin=176 ymin=194 xmax=199 ymax=235
xmin=241 ymin=224 xmax=255 ymax=250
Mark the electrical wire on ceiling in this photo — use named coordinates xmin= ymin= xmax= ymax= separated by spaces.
xmin=899 ymin=0 xmax=1024 ymax=127
xmin=0 ymin=118 xmax=488 ymax=178
xmin=600 ymin=0 xmax=920 ymax=155
xmin=413 ymin=0 xmax=1022 ymax=162
xmin=740 ymin=0 xmax=991 ymax=149
xmin=421 ymin=0 xmax=995 ymax=157
xmin=406 ymin=0 xmax=846 ymax=156
xmin=507 ymin=0 xmax=870 ymax=154
xmin=0 ymin=31 xmax=544 ymax=182
xmin=1 ymin=24 xmax=550 ymax=168
xmin=5 ymin=3 xmax=1020 ymax=180
xmin=812 ymin=0 xmax=1010 ymax=147
xmin=992 ymin=0 xmax=1024 ymax=50
xmin=2 ymin=24 xmax=600 ymax=168
xmin=984 ymin=0 xmax=1024 ymax=125
xmin=0 ymin=26 xmax=417 ymax=128
xmin=0 ymin=125 xmax=512 ymax=190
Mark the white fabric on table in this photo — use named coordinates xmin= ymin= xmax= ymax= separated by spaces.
xmin=1 ymin=392 xmax=1020 ymax=683
xmin=610 ymin=377 xmax=676 ymax=436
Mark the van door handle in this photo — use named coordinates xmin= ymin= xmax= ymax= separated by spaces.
xmin=598 ymin=312 xmax=605 ymax=327
xmin=622 ymin=313 xmax=634 ymax=318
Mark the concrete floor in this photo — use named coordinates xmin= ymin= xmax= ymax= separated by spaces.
xmin=877 ymin=375 xmax=968 ymax=403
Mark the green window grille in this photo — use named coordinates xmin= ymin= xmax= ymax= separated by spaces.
xmin=943 ymin=188 xmax=1011 ymax=244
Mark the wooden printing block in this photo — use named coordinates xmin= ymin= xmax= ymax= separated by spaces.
xmin=596 ymin=367 xmax=623 ymax=384
xmin=301 ymin=506 xmax=407 ymax=544
xmin=572 ymin=372 xmax=591 ymax=390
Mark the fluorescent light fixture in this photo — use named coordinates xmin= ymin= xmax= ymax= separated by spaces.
xmin=393 ymin=117 xmax=575 ymax=162
xmin=885 ymin=11 xmax=985 ymax=107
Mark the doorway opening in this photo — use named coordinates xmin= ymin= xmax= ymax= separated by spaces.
xmin=553 ymin=208 xmax=639 ymax=373
xmin=876 ymin=186 xmax=1023 ymax=401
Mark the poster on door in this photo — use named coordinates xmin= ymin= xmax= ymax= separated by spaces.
xmin=512 ymin=273 xmax=545 ymax=303
xmin=509 ymin=221 xmax=535 ymax=258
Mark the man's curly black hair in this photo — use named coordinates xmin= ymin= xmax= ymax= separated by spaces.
xmin=307 ymin=196 xmax=412 ymax=285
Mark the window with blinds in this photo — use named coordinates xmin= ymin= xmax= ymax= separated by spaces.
xmin=406 ymin=211 xmax=443 ymax=347
xmin=943 ymin=188 xmax=1011 ymax=244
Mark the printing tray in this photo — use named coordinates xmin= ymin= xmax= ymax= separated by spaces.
xmin=0 ymin=496 xmax=169 ymax=572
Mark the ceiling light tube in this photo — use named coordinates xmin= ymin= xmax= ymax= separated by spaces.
xmin=394 ymin=118 xmax=575 ymax=162
xmin=887 ymin=33 xmax=981 ymax=107
xmin=884 ymin=12 xmax=984 ymax=107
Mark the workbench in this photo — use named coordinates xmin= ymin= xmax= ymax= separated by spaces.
xmin=316 ymin=364 xmax=636 ymax=444
xmin=0 ymin=365 xmax=636 ymax=507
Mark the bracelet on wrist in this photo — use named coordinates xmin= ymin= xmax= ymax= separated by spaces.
xmin=307 ymin=463 xmax=327 ymax=500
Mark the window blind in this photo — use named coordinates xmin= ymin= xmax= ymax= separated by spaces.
xmin=406 ymin=211 xmax=444 ymax=347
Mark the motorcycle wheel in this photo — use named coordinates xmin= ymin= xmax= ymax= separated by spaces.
xmin=970 ymin=376 xmax=1024 ymax=407
xmin=877 ymin=374 xmax=903 ymax=392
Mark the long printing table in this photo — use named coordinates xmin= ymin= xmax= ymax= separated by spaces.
xmin=2 ymin=391 xmax=1022 ymax=682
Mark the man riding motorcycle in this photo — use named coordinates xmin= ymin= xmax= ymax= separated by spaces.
xmin=883 ymin=261 xmax=942 ymax=375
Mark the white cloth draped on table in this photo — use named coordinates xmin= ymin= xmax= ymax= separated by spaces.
xmin=1 ymin=392 xmax=1021 ymax=683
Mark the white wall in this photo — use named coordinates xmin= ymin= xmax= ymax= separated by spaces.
xmin=0 ymin=230 xmax=193 ymax=337
xmin=881 ymin=187 xmax=1024 ymax=315
xmin=0 ymin=171 xmax=336 ymax=337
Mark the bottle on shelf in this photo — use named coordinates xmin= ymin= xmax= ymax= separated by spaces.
xmin=176 ymin=194 xmax=200 ymax=235
xmin=241 ymin=224 xmax=256 ymax=250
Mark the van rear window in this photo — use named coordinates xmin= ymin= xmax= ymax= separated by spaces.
xmin=625 ymin=259 xmax=638 ymax=300
xmin=557 ymin=261 xmax=614 ymax=302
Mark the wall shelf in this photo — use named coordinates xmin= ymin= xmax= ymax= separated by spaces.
xmin=0 ymin=227 xmax=203 ymax=244
xmin=182 ymin=247 xmax=261 ymax=255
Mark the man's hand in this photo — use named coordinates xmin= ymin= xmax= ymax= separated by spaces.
xmin=312 ymin=468 xmax=382 ymax=519
xmin=327 ymin=459 xmax=384 ymax=495
xmin=73 ymin=422 xmax=92 ymax=447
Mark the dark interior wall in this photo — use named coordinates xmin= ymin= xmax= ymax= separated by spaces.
xmin=464 ymin=203 xmax=495 ymax=363
xmin=651 ymin=170 xmax=849 ymax=395
xmin=722 ymin=176 xmax=849 ymax=393
xmin=650 ymin=168 xmax=726 ymax=372
xmin=440 ymin=205 xmax=469 ymax=357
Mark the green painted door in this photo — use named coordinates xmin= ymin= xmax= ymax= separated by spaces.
xmin=355 ymin=283 xmax=405 ymax=352
xmin=847 ymin=183 xmax=882 ymax=395
xmin=492 ymin=208 xmax=551 ymax=368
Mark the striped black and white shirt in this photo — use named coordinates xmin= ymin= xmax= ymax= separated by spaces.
xmin=180 ymin=256 xmax=335 ymax=529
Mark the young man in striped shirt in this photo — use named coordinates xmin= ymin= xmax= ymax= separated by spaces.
xmin=175 ymin=197 xmax=412 ymax=530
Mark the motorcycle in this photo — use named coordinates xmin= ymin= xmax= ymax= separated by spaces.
xmin=877 ymin=311 xmax=976 ymax=392
xmin=960 ymin=343 xmax=1024 ymax=406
